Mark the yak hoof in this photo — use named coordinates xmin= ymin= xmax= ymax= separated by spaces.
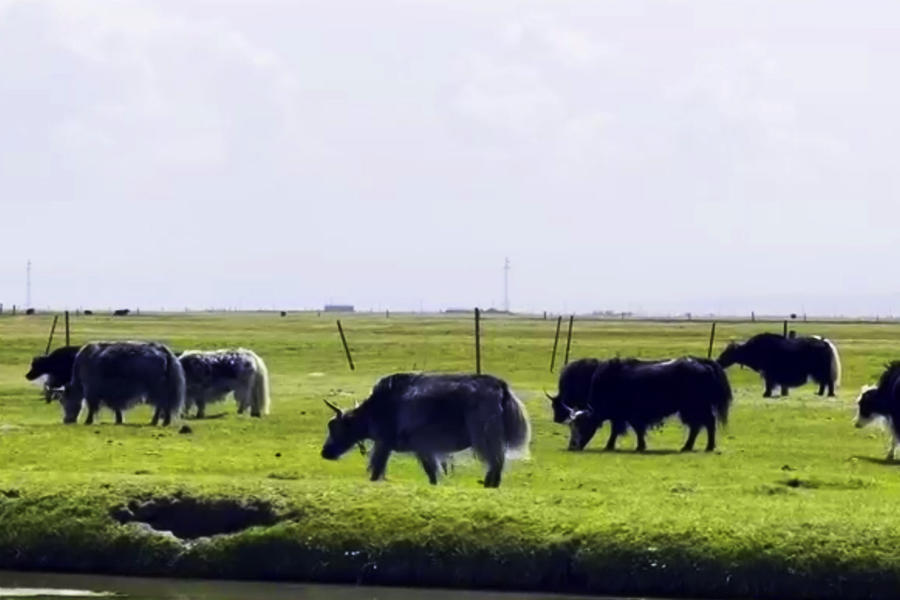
xmin=680 ymin=446 xmax=694 ymax=453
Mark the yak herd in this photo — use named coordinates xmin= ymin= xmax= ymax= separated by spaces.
xmin=18 ymin=331 xmax=898 ymax=488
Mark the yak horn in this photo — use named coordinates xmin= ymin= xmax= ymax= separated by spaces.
xmin=323 ymin=399 xmax=343 ymax=416
xmin=544 ymin=389 xmax=556 ymax=402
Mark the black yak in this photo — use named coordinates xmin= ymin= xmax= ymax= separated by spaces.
xmin=178 ymin=349 xmax=270 ymax=418
xmin=561 ymin=357 xmax=732 ymax=452
xmin=320 ymin=373 xmax=530 ymax=487
xmin=547 ymin=358 xmax=601 ymax=424
xmin=113 ymin=309 xmax=130 ymax=317
xmin=25 ymin=345 xmax=81 ymax=402
xmin=62 ymin=341 xmax=184 ymax=425
xmin=855 ymin=362 xmax=900 ymax=460
xmin=717 ymin=332 xmax=841 ymax=397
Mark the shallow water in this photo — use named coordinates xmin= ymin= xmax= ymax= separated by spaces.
xmin=0 ymin=572 xmax=600 ymax=600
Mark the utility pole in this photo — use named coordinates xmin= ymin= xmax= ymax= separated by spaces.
xmin=503 ymin=257 xmax=510 ymax=313
xmin=26 ymin=259 xmax=31 ymax=309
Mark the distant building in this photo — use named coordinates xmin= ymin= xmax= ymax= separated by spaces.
xmin=324 ymin=304 xmax=354 ymax=313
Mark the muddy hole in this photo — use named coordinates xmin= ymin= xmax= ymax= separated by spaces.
xmin=112 ymin=496 xmax=279 ymax=539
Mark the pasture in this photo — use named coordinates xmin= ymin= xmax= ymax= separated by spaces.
xmin=1 ymin=312 xmax=900 ymax=598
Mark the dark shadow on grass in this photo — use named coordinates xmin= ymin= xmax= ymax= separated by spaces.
xmin=186 ymin=413 xmax=227 ymax=420
xmin=852 ymin=455 xmax=900 ymax=466
xmin=566 ymin=447 xmax=682 ymax=456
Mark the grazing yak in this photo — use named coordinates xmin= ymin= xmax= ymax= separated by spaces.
xmin=62 ymin=341 xmax=184 ymax=425
xmin=178 ymin=349 xmax=270 ymax=418
xmin=855 ymin=362 xmax=900 ymax=460
xmin=25 ymin=345 xmax=81 ymax=402
xmin=717 ymin=332 xmax=841 ymax=397
xmin=321 ymin=373 xmax=530 ymax=487
xmin=549 ymin=357 xmax=732 ymax=452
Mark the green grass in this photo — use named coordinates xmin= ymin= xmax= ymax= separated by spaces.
xmin=1 ymin=312 xmax=900 ymax=598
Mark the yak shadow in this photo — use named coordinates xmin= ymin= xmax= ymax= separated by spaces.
xmin=566 ymin=447 xmax=682 ymax=456
xmin=186 ymin=413 xmax=227 ymax=421
xmin=852 ymin=455 xmax=900 ymax=467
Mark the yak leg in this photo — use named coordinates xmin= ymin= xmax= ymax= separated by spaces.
xmin=780 ymin=385 xmax=789 ymax=397
xmin=682 ymin=423 xmax=701 ymax=452
xmin=368 ymin=443 xmax=392 ymax=481
xmin=605 ymin=421 xmax=625 ymax=451
xmin=634 ymin=426 xmax=648 ymax=452
xmin=417 ymin=452 xmax=440 ymax=485
xmin=195 ymin=398 xmax=206 ymax=419
xmin=484 ymin=452 xmax=505 ymax=488
xmin=84 ymin=400 xmax=98 ymax=425
xmin=817 ymin=382 xmax=826 ymax=396
xmin=161 ymin=406 xmax=172 ymax=426
xmin=704 ymin=415 xmax=717 ymax=452
xmin=827 ymin=380 xmax=836 ymax=397
xmin=115 ymin=409 xmax=123 ymax=425
xmin=150 ymin=405 xmax=161 ymax=426
xmin=763 ymin=379 xmax=775 ymax=398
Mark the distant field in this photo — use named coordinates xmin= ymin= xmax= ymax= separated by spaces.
xmin=1 ymin=312 xmax=900 ymax=599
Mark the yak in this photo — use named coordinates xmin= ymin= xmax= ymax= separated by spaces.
xmin=320 ymin=373 xmax=531 ymax=488
xmin=560 ymin=357 xmax=732 ymax=452
xmin=717 ymin=332 xmax=841 ymax=397
xmin=178 ymin=348 xmax=270 ymax=418
xmin=62 ymin=341 xmax=184 ymax=426
xmin=547 ymin=358 xmax=601 ymax=424
xmin=25 ymin=345 xmax=81 ymax=402
xmin=855 ymin=362 xmax=900 ymax=460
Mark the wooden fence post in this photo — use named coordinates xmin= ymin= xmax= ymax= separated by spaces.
xmin=44 ymin=315 xmax=59 ymax=355
xmin=549 ymin=316 xmax=562 ymax=372
xmin=65 ymin=311 xmax=70 ymax=346
xmin=707 ymin=321 xmax=717 ymax=359
xmin=783 ymin=320 xmax=788 ymax=338
xmin=563 ymin=315 xmax=574 ymax=366
xmin=474 ymin=307 xmax=482 ymax=374
xmin=336 ymin=320 xmax=355 ymax=370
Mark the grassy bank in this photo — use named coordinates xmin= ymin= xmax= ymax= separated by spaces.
xmin=1 ymin=312 xmax=899 ymax=598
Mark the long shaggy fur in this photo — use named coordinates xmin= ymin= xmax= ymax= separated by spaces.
xmin=718 ymin=332 xmax=840 ymax=397
xmin=320 ymin=372 xmax=531 ymax=488
xmin=63 ymin=341 xmax=185 ymax=426
xmin=178 ymin=348 xmax=271 ymax=418
xmin=567 ymin=356 xmax=733 ymax=452
xmin=855 ymin=362 xmax=900 ymax=460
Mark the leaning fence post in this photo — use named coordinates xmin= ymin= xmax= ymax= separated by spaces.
xmin=65 ymin=311 xmax=70 ymax=346
xmin=563 ymin=315 xmax=574 ymax=366
xmin=44 ymin=315 xmax=59 ymax=355
xmin=707 ymin=321 xmax=717 ymax=359
xmin=336 ymin=319 xmax=355 ymax=370
xmin=782 ymin=320 xmax=788 ymax=338
xmin=474 ymin=307 xmax=482 ymax=374
xmin=549 ymin=315 xmax=562 ymax=372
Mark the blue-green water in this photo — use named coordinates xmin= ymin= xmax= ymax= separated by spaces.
xmin=0 ymin=572 xmax=601 ymax=600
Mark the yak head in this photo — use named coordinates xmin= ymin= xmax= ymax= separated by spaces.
xmin=320 ymin=399 xmax=368 ymax=460
xmin=716 ymin=341 xmax=743 ymax=368
xmin=60 ymin=385 xmax=83 ymax=424
xmin=855 ymin=385 xmax=884 ymax=428
xmin=567 ymin=409 xmax=600 ymax=451
xmin=24 ymin=355 xmax=50 ymax=381
xmin=546 ymin=390 xmax=577 ymax=424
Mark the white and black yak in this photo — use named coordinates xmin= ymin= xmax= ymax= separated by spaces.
xmin=855 ymin=362 xmax=900 ymax=460
xmin=62 ymin=341 xmax=184 ymax=426
xmin=178 ymin=349 xmax=270 ymax=418
xmin=550 ymin=357 xmax=732 ymax=452
xmin=25 ymin=345 xmax=81 ymax=402
xmin=320 ymin=373 xmax=531 ymax=488
xmin=717 ymin=332 xmax=841 ymax=397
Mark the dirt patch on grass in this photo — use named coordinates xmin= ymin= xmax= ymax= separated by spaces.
xmin=111 ymin=496 xmax=280 ymax=539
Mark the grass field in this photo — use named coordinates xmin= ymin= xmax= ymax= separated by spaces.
xmin=1 ymin=312 xmax=900 ymax=598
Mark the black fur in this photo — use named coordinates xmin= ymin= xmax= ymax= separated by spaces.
xmin=25 ymin=345 xmax=81 ymax=399
xmin=855 ymin=362 xmax=900 ymax=460
xmin=62 ymin=341 xmax=185 ymax=426
xmin=548 ymin=358 xmax=601 ymax=423
xmin=566 ymin=357 xmax=733 ymax=453
xmin=717 ymin=333 xmax=839 ymax=397
xmin=320 ymin=373 xmax=530 ymax=488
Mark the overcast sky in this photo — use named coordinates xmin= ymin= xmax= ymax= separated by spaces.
xmin=1 ymin=0 xmax=898 ymax=315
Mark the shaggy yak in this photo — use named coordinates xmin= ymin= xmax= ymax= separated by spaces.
xmin=178 ymin=349 xmax=270 ymax=418
xmin=549 ymin=357 xmax=732 ymax=452
xmin=855 ymin=362 xmax=900 ymax=460
xmin=320 ymin=373 xmax=531 ymax=487
xmin=62 ymin=341 xmax=184 ymax=425
xmin=717 ymin=332 xmax=841 ymax=397
xmin=25 ymin=345 xmax=81 ymax=402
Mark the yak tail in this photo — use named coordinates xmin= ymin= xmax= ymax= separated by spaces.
xmin=501 ymin=385 xmax=531 ymax=459
xmin=246 ymin=349 xmax=271 ymax=416
xmin=697 ymin=357 xmax=733 ymax=426
xmin=825 ymin=338 xmax=842 ymax=388
xmin=164 ymin=346 xmax=186 ymax=419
